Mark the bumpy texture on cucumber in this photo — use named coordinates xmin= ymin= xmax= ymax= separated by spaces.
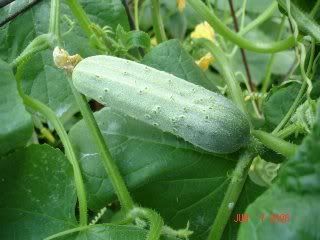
xmin=72 ymin=55 xmax=250 ymax=153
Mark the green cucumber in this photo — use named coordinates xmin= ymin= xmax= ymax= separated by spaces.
xmin=72 ymin=55 xmax=250 ymax=153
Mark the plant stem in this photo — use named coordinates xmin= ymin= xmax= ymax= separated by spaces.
xmin=65 ymin=0 xmax=92 ymax=37
xmin=44 ymin=225 xmax=92 ymax=240
xmin=252 ymin=130 xmax=297 ymax=158
xmin=261 ymin=15 xmax=286 ymax=94
xmin=275 ymin=124 xmax=301 ymax=139
xmin=134 ymin=0 xmax=140 ymax=30
xmin=49 ymin=0 xmax=61 ymax=45
xmin=273 ymin=81 xmax=307 ymax=134
xmin=65 ymin=0 xmax=104 ymax=48
xmin=10 ymin=34 xmax=52 ymax=68
xmin=23 ymin=95 xmax=88 ymax=225
xmin=200 ymin=40 xmax=248 ymax=116
xmin=207 ymin=150 xmax=254 ymax=240
xmin=310 ymin=0 xmax=320 ymax=18
xmin=187 ymin=0 xmax=295 ymax=53
xmin=228 ymin=0 xmax=261 ymax=118
xmin=151 ymin=0 xmax=167 ymax=43
xmin=130 ymin=207 xmax=164 ymax=240
xmin=239 ymin=1 xmax=277 ymax=36
xmin=15 ymin=63 xmax=87 ymax=225
xmin=228 ymin=0 xmax=254 ymax=93
xmin=273 ymin=40 xmax=314 ymax=133
xmin=67 ymin=76 xmax=134 ymax=213
xmin=239 ymin=0 xmax=247 ymax=30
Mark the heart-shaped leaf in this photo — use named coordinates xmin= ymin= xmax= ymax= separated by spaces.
xmin=0 ymin=144 xmax=77 ymax=239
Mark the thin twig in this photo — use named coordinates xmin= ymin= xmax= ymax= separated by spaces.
xmin=228 ymin=0 xmax=261 ymax=116
xmin=228 ymin=0 xmax=255 ymax=92
xmin=0 ymin=0 xmax=43 ymax=27
xmin=121 ymin=0 xmax=136 ymax=30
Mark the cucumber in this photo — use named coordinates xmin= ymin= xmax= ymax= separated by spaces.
xmin=72 ymin=55 xmax=250 ymax=153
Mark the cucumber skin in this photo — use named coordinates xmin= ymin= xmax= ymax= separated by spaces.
xmin=72 ymin=55 xmax=250 ymax=153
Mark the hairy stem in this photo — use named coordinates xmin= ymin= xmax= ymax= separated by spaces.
xmin=65 ymin=0 xmax=104 ymax=48
xmin=10 ymin=34 xmax=52 ymax=68
xmin=207 ymin=150 xmax=254 ymax=240
xmin=130 ymin=207 xmax=164 ymax=240
xmin=49 ymin=0 xmax=61 ymax=44
xmin=67 ymin=76 xmax=134 ymax=212
xmin=187 ymin=0 xmax=295 ymax=53
xmin=15 ymin=63 xmax=87 ymax=226
xmin=252 ymin=130 xmax=297 ymax=158
xmin=151 ymin=0 xmax=167 ymax=43
xmin=275 ymin=124 xmax=301 ymax=139
xmin=23 ymin=95 xmax=88 ymax=225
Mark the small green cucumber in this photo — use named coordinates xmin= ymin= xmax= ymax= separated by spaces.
xmin=72 ymin=55 xmax=250 ymax=153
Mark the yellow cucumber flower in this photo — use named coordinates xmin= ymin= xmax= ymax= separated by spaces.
xmin=177 ymin=0 xmax=186 ymax=13
xmin=196 ymin=53 xmax=214 ymax=70
xmin=190 ymin=21 xmax=215 ymax=42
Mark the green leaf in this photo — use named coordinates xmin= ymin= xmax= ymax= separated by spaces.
xmin=0 ymin=144 xmax=77 ymax=239
xmin=278 ymin=0 xmax=320 ymax=42
xmin=0 ymin=0 xmax=129 ymax=116
xmin=163 ymin=12 xmax=187 ymax=39
xmin=262 ymin=82 xmax=301 ymax=128
xmin=116 ymin=25 xmax=151 ymax=50
xmin=69 ymin=107 xmax=264 ymax=239
xmin=142 ymin=39 xmax=217 ymax=92
xmin=0 ymin=59 xmax=32 ymax=156
xmin=238 ymin=102 xmax=320 ymax=240
xmin=48 ymin=224 xmax=177 ymax=240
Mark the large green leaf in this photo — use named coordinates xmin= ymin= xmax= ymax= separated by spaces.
xmin=0 ymin=59 xmax=32 ymax=156
xmin=142 ymin=39 xmax=217 ymax=92
xmin=278 ymin=0 xmax=320 ymax=42
xmin=238 ymin=102 xmax=320 ymax=239
xmin=0 ymin=144 xmax=77 ymax=239
xmin=0 ymin=0 xmax=129 ymax=116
